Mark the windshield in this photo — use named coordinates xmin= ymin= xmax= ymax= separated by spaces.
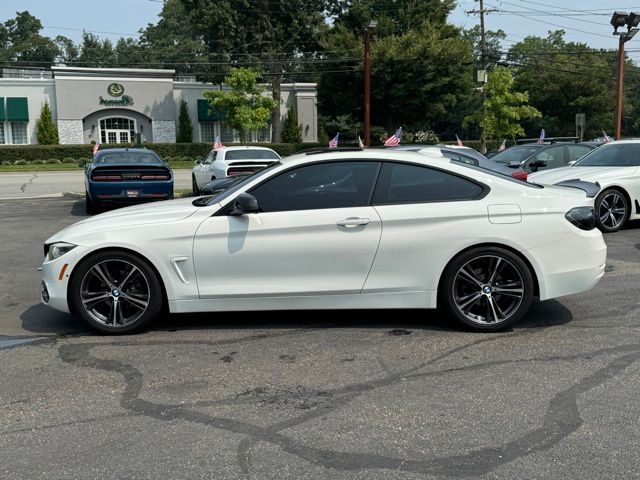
xmin=94 ymin=152 xmax=162 ymax=164
xmin=574 ymin=143 xmax=640 ymax=167
xmin=491 ymin=145 xmax=542 ymax=164
xmin=226 ymin=150 xmax=280 ymax=160
xmin=193 ymin=162 xmax=282 ymax=206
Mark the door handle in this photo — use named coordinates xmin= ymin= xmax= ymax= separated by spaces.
xmin=337 ymin=217 xmax=370 ymax=226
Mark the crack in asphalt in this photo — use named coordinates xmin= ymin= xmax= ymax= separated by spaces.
xmin=19 ymin=173 xmax=37 ymax=193
xmin=52 ymin=328 xmax=640 ymax=477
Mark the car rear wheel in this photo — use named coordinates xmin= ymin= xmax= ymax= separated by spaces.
xmin=69 ymin=250 xmax=164 ymax=334
xmin=85 ymin=193 xmax=98 ymax=215
xmin=192 ymin=175 xmax=199 ymax=196
xmin=439 ymin=247 xmax=534 ymax=332
xmin=595 ymin=188 xmax=628 ymax=233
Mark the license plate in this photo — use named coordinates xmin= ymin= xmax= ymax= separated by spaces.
xmin=126 ymin=190 xmax=140 ymax=198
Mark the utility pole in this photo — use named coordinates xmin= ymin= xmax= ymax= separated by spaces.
xmin=611 ymin=12 xmax=640 ymax=140
xmin=363 ymin=20 xmax=377 ymax=147
xmin=466 ymin=0 xmax=498 ymax=153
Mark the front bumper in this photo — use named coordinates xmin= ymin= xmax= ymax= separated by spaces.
xmin=41 ymin=246 xmax=88 ymax=314
xmin=527 ymin=231 xmax=607 ymax=301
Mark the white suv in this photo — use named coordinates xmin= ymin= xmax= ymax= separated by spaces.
xmin=192 ymin=146 xmax=280 ymax=193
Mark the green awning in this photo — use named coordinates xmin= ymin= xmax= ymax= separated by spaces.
xmin=0 ymin=98 xmax=4 ymax=121
xmin=6 ymin=97 xmax=29 ymax=122
xmin=197 ymin=99 xmax=223 ymax=122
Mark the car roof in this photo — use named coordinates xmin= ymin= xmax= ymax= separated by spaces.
xmin=217 ymin=146 xmax=278 ymax=152
xmin=95 ymin=148 xmax=157 ymax=154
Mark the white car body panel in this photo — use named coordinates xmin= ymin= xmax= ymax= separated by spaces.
xmin=43 ymin=150 xmax=607 ymax=317
xmin=192 ymin=146 xmax=280 ymax=190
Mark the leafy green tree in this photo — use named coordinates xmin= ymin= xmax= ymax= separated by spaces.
xmin=281 ymin=106 xmax=302 ymax=143
xmin=75 ymin=32 xmax=115 ymax=67
xmin=177 ymin=99 xmax=193 ymax=143
xmin=464 ymin=66 xmax=541 ymax=140
xmin=203 ymin=68 xmax=277 ymax=142
xmin=36 ymin=102 xmax=59 ymax=144
xmin=507 ymin=31 xmax=618 ymax=138
xmin=0 ymin=11 xmax=60 ymax=66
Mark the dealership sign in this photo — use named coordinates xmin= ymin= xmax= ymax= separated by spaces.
xmin=99 ymin=83 xmax=134 ymax=106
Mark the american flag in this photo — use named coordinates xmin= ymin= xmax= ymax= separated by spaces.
xmin=92 ymin=143 xmax=99 ymax=156
xmin=455 ymin=134 xmax=463 ymax=147
xmin=214 ymin=135 xmax=224 ymax=150
xmin=537 ymin=129 xmax=545 ymax=143
xmin=329 ymin=132 xmax=339 ymax=148
xmin=498 ymin=139 xmax=506 ymax=151
xmin=603 ymin=130 xmax=611 ymax=143
xmin=384 ymin=127 xmax=402 ymax=147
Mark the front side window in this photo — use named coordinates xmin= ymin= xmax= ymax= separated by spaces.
xmin=373 ymin=162 xmax=484 ymax=205
xmin=203 ymin=151 xmax=215 ymax=165
xmin=575 ymin=143 xmax=640 ymax=167
xmin=250 ymin=161 xmax=381 ymax=213
xmin=529 ymin=146 xmax=564 ymax=170
xmin=10 ymin=122 xmax=27 ymax=144
xmin=492 ymin=145 xmax=542 ymax=164
xmin=568 ymin=145 xmax=592 ymax=162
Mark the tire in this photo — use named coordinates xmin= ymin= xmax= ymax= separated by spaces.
xmin=595 ymin=188 xmax=628 ymax=233
xmin=192 ymin=175 xmax=199 ymax=196
xmin=85 ymin=193 xmax=98 ymax=215
xmin=439 ymin=246 xmax=534 ymax=332
xmin=69 ymin=250 xmax=164 ymax=334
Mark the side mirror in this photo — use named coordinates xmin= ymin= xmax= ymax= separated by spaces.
xmin=195 ymin=159 xmax=202 ymax=165
xmin=230 ymin=193 xmax=260 ymax=215
xmin=568 ymin=160 xmax=577 ymax=166
xmin=532 ymin=159 xmax=547 ymax=168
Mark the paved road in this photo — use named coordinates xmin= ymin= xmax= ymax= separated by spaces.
xmin=1 ymin=198 xmax=640 ymax=479
xmin=0 ymin=170 xmax=192 ymax=199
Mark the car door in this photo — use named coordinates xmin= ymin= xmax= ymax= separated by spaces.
xmin=193 ymin=161 xmax=383 ymax=298
xmin=194 ymin=151 xmax=216 ymax=188
xmin=524 ymin=145 xmax=565 ymax=172
xmin=363 ymin=162 xmax=488 ymax=295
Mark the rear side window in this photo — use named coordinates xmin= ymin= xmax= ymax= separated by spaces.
xmin=373 ymin=163 xmax=485 ymax=205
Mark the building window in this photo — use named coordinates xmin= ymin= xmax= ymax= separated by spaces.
xmin=255 ymin=126 xmax=271 ymax=143
xmin=220 ymin=122 xmax=238 ymax=143
xmin=200 ymin=122 xmax=215 ymax=143
xmin=99 ymin=117 xmax=136 ymax=144
xmin=10 ymin=122 xmax=27 ymax=144
xmin=0 ymin=124 xmax=5 ymax=144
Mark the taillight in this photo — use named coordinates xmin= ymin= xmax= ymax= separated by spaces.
xmin=92 ymin=174 xmax=122 ymax=181
xmin=511 ymin=170 xmax=528 ymax=181
xmin=565 ymin=207 xmax=596 ymax=231
xmin=140 ymin=174 xmax=170 ymax=180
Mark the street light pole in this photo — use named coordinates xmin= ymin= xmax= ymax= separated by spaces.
xmin=616 ymin=35 xmax=625 ymax=140
xmin=363 ymin=20 xmax=377 ymax=147
xmin=611 ymin=11 xmax=640 ymax=140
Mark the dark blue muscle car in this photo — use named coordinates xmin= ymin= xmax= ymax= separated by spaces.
xmin=85 ymin=148 xmax=173 ymax=214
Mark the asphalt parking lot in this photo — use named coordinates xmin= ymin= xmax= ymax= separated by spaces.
xmin=1 ymin=197 xmax=640 ymax=479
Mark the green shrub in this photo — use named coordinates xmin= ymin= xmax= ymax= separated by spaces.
xmin=62 ymin=157 xmax=77 ymax=163
xmin=45 ymin=159 xmax=61 ymax=164
xmin=13 ymin=159 xmax=28 ymax=165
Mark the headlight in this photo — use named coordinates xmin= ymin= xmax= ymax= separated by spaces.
xmin=48 ymin=242 xmax=77 ymax=260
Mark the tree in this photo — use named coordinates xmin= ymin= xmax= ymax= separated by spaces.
xmin=177 ymin=100 xmax=193 ymax=143
xmin=0 ymin=11 xmax=60 ymax=66
xmin=281 ymin=106 xmax=302 ymax=143
xmin=464 ymin=66 xmax=541 ymax=140
xmin=507 ymin=31 xmax=618 ymax=138
xmin=75 ymin=32 xmax=115 ymax=67
xmin=202 ymin=68 xmax=277 ymax=142
xmin=36 ymin=102 xmax=59 ymax=144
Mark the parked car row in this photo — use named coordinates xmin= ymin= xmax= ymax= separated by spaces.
xmin=49 ymin=147 xmax=607 ymax=335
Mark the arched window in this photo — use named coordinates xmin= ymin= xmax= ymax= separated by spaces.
xmin=99 ymin=117 xmax=136 ymax=144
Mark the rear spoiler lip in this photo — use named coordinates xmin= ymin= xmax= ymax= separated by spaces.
xmin=554 ymin=179 xmax=601 ymax=198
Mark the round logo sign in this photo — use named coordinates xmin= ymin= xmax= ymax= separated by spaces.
xmin=107 ymin=83 xmax=125 ymax=97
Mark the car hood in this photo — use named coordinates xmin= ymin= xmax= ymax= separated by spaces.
xmin=46 ymin=197 xmax=200 ymax=244
xmin=529 ymin=166 xmax=638 ymax=184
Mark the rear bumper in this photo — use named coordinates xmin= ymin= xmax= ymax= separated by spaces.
xmin=88 ymin=181 xmax=173 ymax=206
xmin=527 ymin=232 xmax=607 ymax=300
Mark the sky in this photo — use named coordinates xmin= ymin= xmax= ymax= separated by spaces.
xmin=3 ymin=0 xmax=640 ymax=61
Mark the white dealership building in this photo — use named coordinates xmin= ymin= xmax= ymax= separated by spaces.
xmin=0 ymin=66 xmax=318 ymax=145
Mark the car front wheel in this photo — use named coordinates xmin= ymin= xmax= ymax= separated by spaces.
xmin=440 ymin=247 xmax=534 ymax=332
xmin=69 ymin=250 xmax=164 ymax=334
xmin=595 ymin=188 xmax=628 ymax=233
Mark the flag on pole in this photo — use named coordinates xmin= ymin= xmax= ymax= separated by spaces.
xmin=214 ymin=135 xmax=224 ymax=150
xmin=537 ymin=129 xmax=546 ymax=143
xmin=92 ymin=142 xmax=99 ymax=156
xmin=498 ymin=139 xmax=506 ymax=151
xmin=358 ymin=136 xmax=364 ymax=148
xmin=455 ymin=134 xmax=463 ymax=147
xmin=603 ymin=130 xmax=611 ymax=144
xmin=384 ymin=127 xmax=402 ymax=147
xmin=329 ymin=132 xmax=339 ymax=148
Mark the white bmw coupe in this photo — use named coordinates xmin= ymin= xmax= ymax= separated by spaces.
xmin=42 ymin=148 xmax=606 ymax=333
xmin=529 ymin=140 xmax=640 ymax=232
